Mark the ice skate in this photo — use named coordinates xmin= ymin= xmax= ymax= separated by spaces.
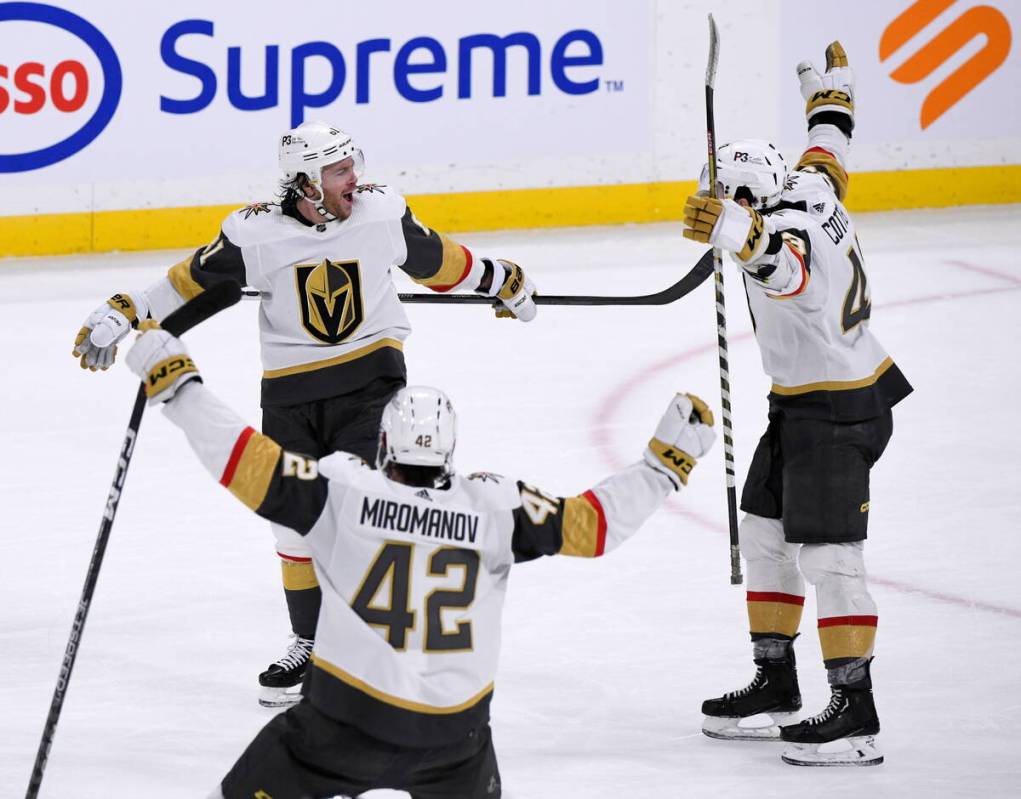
xmin=258 ymin=634 xmax=314 ymax=708
xmin=780 ymin=683 xmax=882 ymax=766
xmin=701 ymin=639 xmax=801 ymax=740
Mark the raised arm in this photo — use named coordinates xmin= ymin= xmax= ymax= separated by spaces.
xmin=794 ymin=41 xmax=855 ymax=201
xmin=124 ymin=323 xmax=330 ymax=536
xmin=510 ymin=394 xmax=716 ymax=561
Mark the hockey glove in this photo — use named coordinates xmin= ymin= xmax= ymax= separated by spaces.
xmin=683 ymin=195 xmax=768 ymax=263
xmin=797 ymin=41 xmax=854 ymax=127
xmin=643 ymin=393 xmax=716 ymax=489
xmin=125 ymin=321 xmax=202 ymax=404
xmin=73 ymin=291 xmax=150 ymax=371
xmin=490 ymin=259 xmax=537 ymax=322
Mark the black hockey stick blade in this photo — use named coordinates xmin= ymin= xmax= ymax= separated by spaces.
xmin=162 ymin=280 xmax=243 ymax=336
xmin=25 ymin=281 xmax=242 ymax=799
xmin=397 ymin=248 xmax=715 ymax=306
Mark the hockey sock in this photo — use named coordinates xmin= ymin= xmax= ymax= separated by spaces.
xmin=280 ymin=555 xmax=321 ymax=638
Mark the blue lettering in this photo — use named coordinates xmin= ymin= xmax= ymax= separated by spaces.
xmin=290 ymin=41 xmax=345 ymax=126
xmin=356 ymin=38 xmax=391 ymax=104
xmin=160 ymin=19 xmax=217 ymax=114
xmin=227 ymin=45 xmax=279 ymax=111
xmin=157 ymin=26 xmax=608 ymax=120
xmin=551 ymin=29 xmax=602 ymax=95
xmin=458 ymin=32 xmax=541 ymax=99
xmin=394 ymin=36 xmax=446 ymax=103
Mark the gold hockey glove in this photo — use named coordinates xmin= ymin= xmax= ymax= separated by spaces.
xmin=492 ymin=259 xmax=538 ymax=322
xmin=643 ymin=393 xmax=716 ymax=489
xmin=797 ymin=40 xmax=855 ymax=121
xmin=125 ymin=321 xmax=202 ymax=404
xmin=73 ymin=291 xmax=150 ymax=371
xmin=683 ymin=195 xmax=767 ymax=262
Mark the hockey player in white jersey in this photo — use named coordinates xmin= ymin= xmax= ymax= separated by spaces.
xmin=682 ymin=43 xmax=912 ymax=766
xmin=122 ymin=322 xmax=716 ymax=798
xmin=70 ymin=121 xmax=539 ymax=707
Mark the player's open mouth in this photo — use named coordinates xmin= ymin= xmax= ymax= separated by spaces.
xmin=343 ymin=192 xmax=353 ymax=202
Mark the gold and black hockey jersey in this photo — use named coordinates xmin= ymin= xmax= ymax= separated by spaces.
xmin=141 ymin=187 xmax=484 ymax=406
xmin=163 ymin=381 xmax=675 ymax=747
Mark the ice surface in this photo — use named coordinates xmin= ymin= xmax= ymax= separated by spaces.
xmin=2 ymin=205 xmax=1020 ymax=797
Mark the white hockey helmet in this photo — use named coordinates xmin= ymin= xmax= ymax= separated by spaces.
xmin=278 ymin=121 xmax=364 ymax=200
xmin=377 ymin=386 xmax=457 ymax=479
xmin=700 ymin=139 xmax=788 ymax=210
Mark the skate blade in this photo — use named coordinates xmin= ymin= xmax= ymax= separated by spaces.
xmin=781 ymin=735 xmax=884 ymax=766
xmin=258 ymin=685 xmax=303 ymax=708
xmin=702 ymin=712 xmax=800 ymax=741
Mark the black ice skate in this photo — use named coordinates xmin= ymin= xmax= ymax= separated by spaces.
xmin=780 ymin=682 xmax=882 ymax=766
xmin=258 ymin=635 xmax=314 ymax=708
xmin=701 ymin=638 xmax=801 ymax=740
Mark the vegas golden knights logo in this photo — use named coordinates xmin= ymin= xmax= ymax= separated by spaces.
xmin=295 ymin=259 xmax=363 ymax=344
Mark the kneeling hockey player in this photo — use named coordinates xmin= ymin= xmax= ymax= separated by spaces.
xmin=125 ymin=323 xmax=716 ymax=798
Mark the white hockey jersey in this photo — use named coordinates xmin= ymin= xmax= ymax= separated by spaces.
xmin=735 ymin=148 xmax=912 ymax=420
xmin=163 ymin=382 xmax=675 ymax=747
xmin=140 ymin=186 xmax=491 ymax=407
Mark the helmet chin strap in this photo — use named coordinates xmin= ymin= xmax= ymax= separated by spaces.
xmin=304 ymin=182 xmax=337 ymax=223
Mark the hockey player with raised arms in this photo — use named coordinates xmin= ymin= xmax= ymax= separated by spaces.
xmin=682 ymin=43 xmax=912 ymax=766
xmin=70 ymin=121 xmax=538 ymax=707
xmin=122 ymin=321 xmax=716 ymax=798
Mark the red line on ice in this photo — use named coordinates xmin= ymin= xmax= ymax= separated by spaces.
xmin=589 ymin=280 xmax=1021 ymax=620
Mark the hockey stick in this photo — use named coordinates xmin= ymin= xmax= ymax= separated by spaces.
xmin=25 ymin=281 xmax=243 ymax=799
xmin=705 ymin=14 xmax=743 ymax=585
xmin=238 ymin=248 xmax=716 ymax=306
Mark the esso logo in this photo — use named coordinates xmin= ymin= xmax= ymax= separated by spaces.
xmin=0 ymin=3 xmax=121 ymax=173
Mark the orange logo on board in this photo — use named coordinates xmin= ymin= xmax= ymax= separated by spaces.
xmin=880 ymin=0 xmax=1011 ymax=129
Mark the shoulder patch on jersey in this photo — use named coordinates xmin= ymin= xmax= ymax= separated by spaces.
xmin=355 ymin=183 xmax=387 ymax=194
xmin=468 ymin=471 xmax=503 ymax=483
xmin=238 ymin=201 xmax=276 ymax=219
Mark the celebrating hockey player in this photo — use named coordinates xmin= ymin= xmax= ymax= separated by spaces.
xmin=70 ymin=121 xmax=538 ymax=708
xmin=681 ymin=43 xmax=912 ymax=766
xmin=121 ymin=321 xmax=715 ymax=798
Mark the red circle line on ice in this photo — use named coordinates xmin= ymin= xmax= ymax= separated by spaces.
xmin=589 ymin=263 xmax=1021 ymax=620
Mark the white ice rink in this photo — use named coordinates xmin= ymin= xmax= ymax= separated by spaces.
xmin=3 ymin=205 xmax=1020 ymax=798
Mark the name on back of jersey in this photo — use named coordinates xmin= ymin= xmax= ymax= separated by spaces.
xmin=358 ymin=494 xmax=483 ymax=548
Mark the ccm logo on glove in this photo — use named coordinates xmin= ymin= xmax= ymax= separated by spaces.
xmin=145 ymin=356 xmax=198 ymax=398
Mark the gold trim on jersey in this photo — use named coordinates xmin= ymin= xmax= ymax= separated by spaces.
xmin=225 ymin=432 xmax=281 ymax=510
xmin=281 ymin=559 xmax=319 ymax=591
xmin=167 ymin=256 xmax=204 ymax=301
xmin=414 ymin=233 xmax=470 ymax=289
xmin=560 ymin=495 xmax=602 ymax=557
xmin=797 ymin=150 xmax=849 ymax=202
xmin=771 ymin=357 xmax=894 ymax=396
xmin=818 ymin=624 xmax=877 ymax=661
xmin=310 ymin=654 xmax=494 ymax=714
xmin=262 ymin=338 xmax=404 ymax=379
xmin=748 ymin=601 xmax=804 ymax=638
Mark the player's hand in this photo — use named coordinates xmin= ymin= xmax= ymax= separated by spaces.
xmin=492 ymin=260 xmax=537 ymax=322
xmin=643 ymin=393 xmax=716 ymax=489
xmin=125 ymin=321 xmax=202 ymax=404
xmin=797 ymin=41 xmax=854 ymax=116
xmin=683 ymin=195 xmax=767 ymax=262
xmin=72 ymin=291 xmax=149 ymax=371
